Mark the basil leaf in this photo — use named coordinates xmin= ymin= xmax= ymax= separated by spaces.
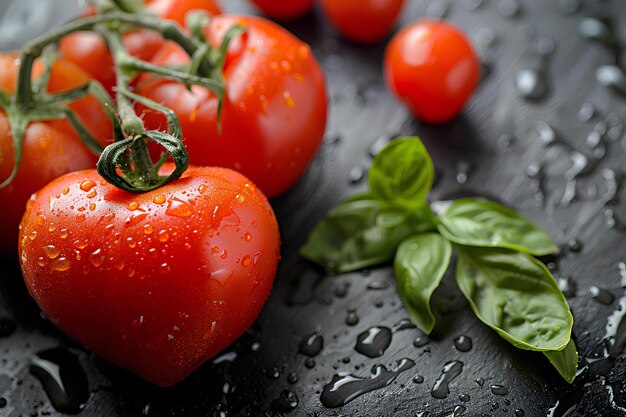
xmin=455 ymin=245 xmax=573 ymax=351
xmin=543 ymin=339 xmax=578 ymax=384
xmin=300 ymin=198 xmax=435 ymax=274
xmin=438 ymin=199 xmax=558 ymax=256
xmin=395 ymin=234 xmax=452 ymax=334
xmin=368 ymin=137 xmax=434 ymax=209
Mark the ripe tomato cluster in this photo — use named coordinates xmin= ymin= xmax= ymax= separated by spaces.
xmin=3 ymin=0 xmax=480 ymax=388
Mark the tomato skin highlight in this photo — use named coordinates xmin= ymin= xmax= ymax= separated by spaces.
xmin=320 ymin=0 xmax=405 ymax=44
xmin=59 ymin=0 xmax=222 ymax=94
xmin=249 ymin=0 xmax=314 ymax=21
xmin=0 ymin=54 xmax=111 ymax=256
xmin=19 ymin=166 xmax=280 ymax=387
xmin=384 ymin=20 xmax=480 ymax=124
xmin=137 ymin=15 xmax=327 ymax=198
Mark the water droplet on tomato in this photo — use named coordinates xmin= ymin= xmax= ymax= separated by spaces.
xmin=87 ymin=191 xmax=97 ymax=199
xmin=158 ymin=230 xmax=170 ymax=242
xmin=153 ymin=195 xmax=166 ymax=205
xmin=50 ymin=258 xmax=70 ymax=272
xmin=115 ymin=260 xmax=125 ymax=270
xmin=75 ymin=214 xmax=86 ymax=223
xmin=127 ymin=267 xmax=136 ymax=277
xmin=79 ymin=180 xmax=96 ymax=192
xmin=127 ymin=238 xmax=137 ymax=248
xmin=42 ymin=245 xmax=60 ymax=259
xmin=160 ymin=263 xmax=171 ymax=273
xmin=59 ymin=229 xmax=68 ymax=239
xmin=166 ymin=198 xmax=195 ymax=218
xmin=73 ymin=240 xmax=88 ymax=250
xmin=242 ymin=255 xmax=252 ymax=267
xmin=89 ymin=249 xmax=105 ymax=267
xmin=29 ymin=231 xmax=38 ymax=240
xmin=37 ymin=257 xmax=45 ymax=267
xmin=88 ymin=203 xmax=96 ymax=211
xmin=235 ymin=194 xmax=245 ymax=203
xmin=143 ymin=224 xmax=154 ymax=235
xmin=62 ymin=187 xmax=70 ymax=195
xmin=126 ymin=211 xmax=149 ymax=227
xmin=36 ymin=215 xmax=45 ymax=226
xmin=48 ymin=223 xmax=57 ymax=232
xmin=210 ymin=268 xmax=233 ymax=283
xmin=283 ymin=91 xmax=295 ymax=108
xmin=244 ymin=232 xmax=252 ymax=241
xmin=253 ymin=251 xmax=261 ymax=265
xmin=127 ymin=201 xmax=139 ymax=211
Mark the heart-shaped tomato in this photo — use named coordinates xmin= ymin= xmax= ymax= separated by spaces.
xmin=18 ymin=166 xmax=280 ymax=386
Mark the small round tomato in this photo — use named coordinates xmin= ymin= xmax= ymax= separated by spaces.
xmin=19 ymin=165 xmax=280 ymax=386
xmin=249 ymin=0 xmax=313 ymax=21
xmin=320 ymin=0 xmax=405 ymax=44
xmin=384 ymin=20 xmax=479 ymax=124
xmin=137 ymin=15 xmax=327 ymax=198
xmin=0 ymin=54 xmax=111 ymax=256
xmin=59 ymin=0 xmax=222 ymax=94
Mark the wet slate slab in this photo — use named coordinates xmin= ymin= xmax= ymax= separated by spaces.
xmin=1 ymin=0 xmax=626 ymax=416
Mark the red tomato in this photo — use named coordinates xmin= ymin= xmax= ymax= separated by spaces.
xmin=19 ymin=165 xmax=280 ymax=386
xmin=0 ymin=54 xmax=111 ymax=256
xmin=320 ymin=0 xmax=405 ymax=44
xmin=137 ymin=15 xmax=327 ymax=198
xmin=59 ymin=0 xmax=222 ymax=94
xmin=384 ymin=20 xmax=479 ymax=124
xmin=249 ymin=0 xmax=313 ymax=21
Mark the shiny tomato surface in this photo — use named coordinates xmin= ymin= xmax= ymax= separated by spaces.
xmin=384 ymin=20 xmax=480 ymax=124
xmin=0 ymin=54 xmax=111 ymax=256
xmin=249 ymin=0 xmax=314 ymax=21
xmin=320 ymin=0 xmax=405 ymax=44
xmin=19 ymin=165 xmax=280 ymax=386
xmin=137 ymin=15 xmax=327 ymax=197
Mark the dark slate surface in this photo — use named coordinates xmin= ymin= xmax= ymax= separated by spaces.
xmin=2 ymin=0 xmax=626 ymax=416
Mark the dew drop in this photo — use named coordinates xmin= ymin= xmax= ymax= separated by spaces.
xmin=75 ymin=214 xmax=86 ymax=223
xmin=62 ymin=187 xmax=70 ymax=195
xmin=79 ymin=181 xmax=96 ymax=192
xmin=345 ymin=311 xmax=359 ymax=326
xmin=453 ymin=335 xmax=473 ymax=352
xmin=50 ymin=258 xmax=70 ymax=272
xmin=153 ymin=195 xmax=166 ymax=205
xmin=431 ymin=361 xmax=463 ymax=399
xmin=89 ymin=249 xmax=105 ymax=268
xmin=298 ymin=333 xmax=324 ymax=357
xmin=42 ymin=245 xmax=60 ymax=259
xmin=244 ymin=231 xmax=252 ymax=241
xmin=143 ymin=224 xmax=154 ymax=235
xmin=271 ymin=389 xmax=298 ymax=413
xmin=490 ymin=384 xmax=509 ymax=396
xmin=166 ymin=198 xmax=195 ymax=218
xmin=88 ymin=203 xmax=96 ymax=211
xmin=127 ymin=201 xmax=139 ymax=211
xmin=355 ymin=326 xmax=392 ymax=358
xmin=242 ymin=255 xmax=252 ymax=267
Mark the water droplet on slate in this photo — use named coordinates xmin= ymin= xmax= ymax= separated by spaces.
xmin=355 ymin=326 xmax=392 ymax=358
xmin=516 ymin=69 xmax=547 ymax=99
xmin=475 ymin=377 xmax=485 ymax=386
xmin=596 ymin=66 xmax=626 ymax=96
xmin=414 ymin=333 xmax=430 ymax=348
xmin=490 ymin=384 xmax=509 ymax=395
xmin=287 ymin=372 xmax=298 ymax=384
xmin=349 ymin=165 xmax=365 ymax=183
xmin=578 ymin=103 xmax=596 ymax=122
xmin=323 ymin=132 xmax=341 ymax=145
xmin=578 ymin=18 xmax=613 ymax=46
xmin=567 ymin=238 xmax=582 ymax=252
xmin=368 ymin=136 xmax=390 ymax=158
xmin=30 ymin=348 xmax=88 ymax=414
xmin=558 ymin=276 xmax=578 ymax=298
xmin=456 ymin=161 xmax=471 ymax=184
xmin=453 ymin=405 xmax=467 ymax=416
xmin=453 ymin=336 xmax=473 ymax=352
xmin=515 ymin=409 xmax=525 ymax=417
xmin=537 ymin=38 xmax=555 ymax=55
xmin=392 ymin=318 xmax=415 ymax=332
xmin=298 ymin=333 xmax=324 ymax=357
xmin=460 ymin=394 xmax=471 ymax=402
xmin=271 ymin=390 xmax=298 ymax=412
xmin=346 ymin=311 xmax=360 ymax=326
xmin=320 ymin=358 xmax=415 ymax=408
xmin=266 ymin=367 xmax=281 ymax=379
xmin=590 ymin=286 xmax=615 ymax=305
xmin=413 ymin=375 xmax=424 ymax=384
xmin=431 ymin=361 xmax=463 ymax=399
xmin=367 ymin=281 xmax=389 ymax=290
xmin=305 ymin=358 xmax=316 ymax=369
xmin=498 ymin=0 xmax=521 ymax=17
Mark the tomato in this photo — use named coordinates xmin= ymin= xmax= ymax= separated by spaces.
xmin=59 ymin=0 xmax=222 ymax=94
xmin=384 ymin=20 xmax=480 ymax=124
xmin=19 ymin=165 xmax=280 ymax=386
xmin=320 ymin=0 xmax=405 ymax=44
xmin=249 ymin=0 xmax=313 ymax=21
xmin=137 ymin=15 xmax=327 ymax=198
xmin=0 ymin=54 xmax=112 ymax=256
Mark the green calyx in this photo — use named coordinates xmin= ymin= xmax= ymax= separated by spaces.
xmin=0 ymin=0 xmax=244 ymax=193
xmin=300 ymin=136 xmax=578 ymax=384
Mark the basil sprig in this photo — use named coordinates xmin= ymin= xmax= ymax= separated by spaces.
xmin=300 ymin=136 xmax=577 ymax=383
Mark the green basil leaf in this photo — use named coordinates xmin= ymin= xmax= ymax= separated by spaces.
xmin=455 ymin=245 xmax=573 ymax=351
xmin=368 ymin=137 xmax=434 ymax=209
xmin=300 ymin=198 xmax=435 ymax=274
xmin=395 ymin=234 xmax=452 ymax=334
xmin=438 ymin=199 xmax=558 ymax=256
xmin=543 ymin=339 xmax=578 ymax=384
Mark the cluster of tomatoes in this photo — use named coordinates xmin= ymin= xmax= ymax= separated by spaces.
xmin=2 ymin=0 xmax=479 ymax=387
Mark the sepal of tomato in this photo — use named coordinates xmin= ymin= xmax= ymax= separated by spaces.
xmin=0 ymin=54 xmax=112 ymax=255
xmin=59 ymin=0 xmax=222 ymax=94
xmin=18 ymin=165 xmax=280 ymax=386
xmin=137 ymin=15 xmax=327 ymax=198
